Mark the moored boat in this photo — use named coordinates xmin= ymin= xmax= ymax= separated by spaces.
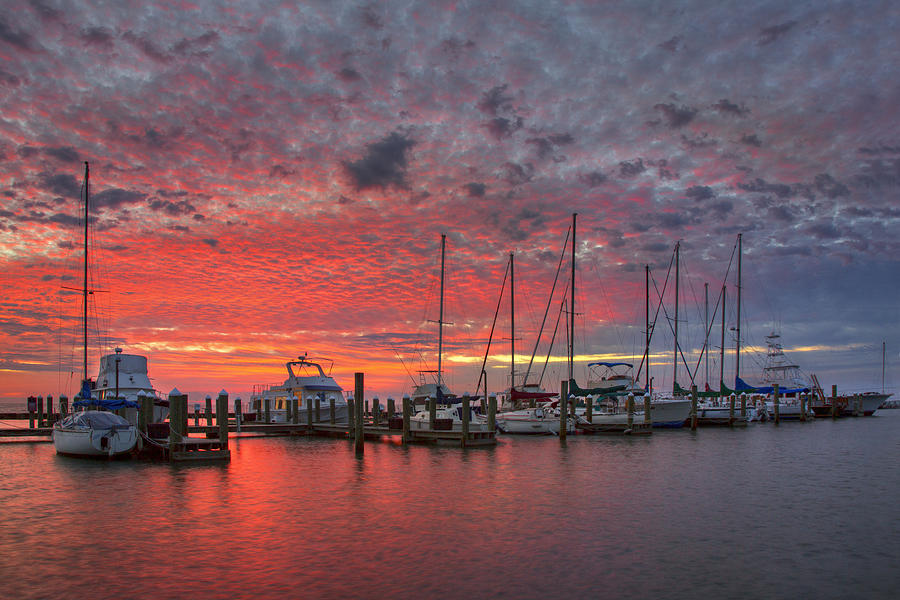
xmin=250 ymin=355 xmax=349 ymax=423
xmin=52 ymin=409 xmax=137 ymax=458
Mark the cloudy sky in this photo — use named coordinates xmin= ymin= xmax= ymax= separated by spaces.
xmin=1 ymin=0 xmax=898 ymax=403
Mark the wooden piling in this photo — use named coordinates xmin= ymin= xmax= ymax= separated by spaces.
xmin=488 ymin=394 xmax=497 ymax=433
xmin=138 ymin=393 xmax=153 ymax=436
xmin=643 ymin=394 xmax=651 ymax=426
xmin=194 ymin=404 xmax=201 ymax=427
xmin=773 ymin=384 xmax=780 ymax=424
xmin=59 ymin=395 xmax=68 ymax=417
xmin=586 ymin=394 xmax=593 ymax=423
xmin=740 ymin=393 xmax=746 ymax=419
xmin=330 ymin=398 xmax=336 ymax=424
xmin=234 ymin=398 xmax=242 ymax=433
xmin=292 ymin=397 xmax=299 ymax=425
xmin=205 ymin=396 xmax=213 ymax=427
xmin=315 ymin=395 xmax=321 ymax=422
xmin=690 ymin=385 xmax=698 ymax=431
xmin=216 ymin=391 xmax=228 ymax=450
xmin=264 ymin=398 xmax=271 ymax=424
xmin=559 ymin=380 xmax=568 ymax=441
xmin=372 ymin=397 xmax=380 ymax=426
xmin=46 ymin=396 xmax=53 ymax=424
xmin=37 ymin=396 xmax=44 ymax=429
xmin=27 ymin=396 xmax=35 ymax=428
xmin=387 ymin=397 xmax=396 ymax=420
xmin=354 ymin=373 xmax=364 ymax=455
xmin=348 ymin=397 xmax=355 ymax=430
xmin=831 ymin=385 xmax=837 ymax=419
xmin=286 ymin=394 xmax=293 ymax=423
xmin=306 ymin=397 xmax=313 ymax=429
xmin=461 ymin=397 xmax=470 ymax=448
xmin=429 ymin=397 xmax=437 ymax=430
xmin=168 ymin=388 xmax=184 ymax=456
xmin=626 ymin=393 xmax=634 ymax=430
xmin=729 ymin=394 xmax=735 ymax=426
xmin=402 ymin=396 xmax=411 ymax=444
xmin=800 ymin=394 xmax=807 ymax=422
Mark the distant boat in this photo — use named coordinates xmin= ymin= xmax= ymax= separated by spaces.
xmin=250 ymin=355 xmax=349 ymax=423
xmin=410 ymin=403 xmax=491 ymax=432
xmin=52 ymin=162 xmax=138 ymax=458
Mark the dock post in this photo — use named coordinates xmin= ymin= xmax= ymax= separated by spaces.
xmin=292 ymin=396 xmax=299 ymax=425
xmin=428 ymin=397 xmax=437 ymax=430
xmin=831 ymin=385 xmax=837 ymax=418
xmin=773 ymin=384 xmax=780 ymax=425
xmin=138 ymin=392 xmax=153 ymax=436
xmin=365 ymin=400 xmax=370 ymax=423
xmin=306 ymin=397 xmax=313 ymax=430
xmin=205 ymin=395 xmax=213 ymax=427
xmin=643 ymin=393 xmax=652 ymax=426
xmin=286 ymin=394 xmax=293 ymax=423
xmin=559 ymin=380 xmax=568 ymax=441
xmin=264 ymin=398 xmax=271 ymax=424
xmin=234 ymin=398 xmax=242 ymax=433
xmin=800 ymin=394 xmax=807 ymax=422
xmin=488 ymin=394 xmax=497 ymax=433
xmin=690 ymin=385 xmax=698 ymax=431
xmin=740 ymin=393 xmax=746 ymax=419
xmin=194 ymin=404 xmax=201 ymax=427
xmin=37 ymin=396 xmax=44 ymax=428
xmin=59 ymin=395 xmax=68 ymax=417
xmin=47 ymin=395 xmax=53 ymax=425
xmin=168 ymin=388 xmax=184 ymax=457
xmin=330 ymin=397 xmax=336 ymax=424
xmin=387 ymin=397 xmax=395 ymax=420
xmin=402 ymin=396 xmax=411 ymax=443
xmin=216 ymin=390 xmax=229 ymax=450
xmin=256 ymin=398 xmax=262 ymax=422
xmin=354 ymin=373 xmax=364 ymax=455
xmin=461 ymin=397 xmax=470 ymax=448
xmin=586 ymin=394 xmax=593 ymax=423
xmin=180 ymin=394 xmax=189 ymax=439
xmin=27 ymin=396 xmax=35 ymax=428
xmin=627 ymin=393 xmax=635 ymax=430
xmin=315 ymin=396 xmax=321 ymax=422
xmin=729 ymin=393 xmax=735 ymax=426
xmin=372 ymin=397 xmax=380 ymax=426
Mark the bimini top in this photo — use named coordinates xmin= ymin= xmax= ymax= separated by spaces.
xmin=587 ymin=362 xmax=633 ymax=369
xmin=73 ymin=397 xmax=139 ymax=410
xmin=59 ymin=411 xmax=132 ymax=430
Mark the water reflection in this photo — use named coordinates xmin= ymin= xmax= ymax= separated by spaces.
xmin=1 ymin=413 xmax=898 ymax=599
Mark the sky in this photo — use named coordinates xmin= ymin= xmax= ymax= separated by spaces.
xmin=1 ymin=0 xmax=898 ymax=406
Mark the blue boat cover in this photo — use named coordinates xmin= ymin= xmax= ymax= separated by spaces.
xmin=73 ymin=397 xmax=139 ymax=410
xmin=734 ymin=376 xmax=809 ymax=395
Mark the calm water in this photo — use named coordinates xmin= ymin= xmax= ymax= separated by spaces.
xmin=1 ymin=412 xmax=898 ymax=599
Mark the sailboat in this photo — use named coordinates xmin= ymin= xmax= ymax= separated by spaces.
xmin=408 ymin=234 xmax=487 ymax=431
xmin=492 ymin=251 xmax=560 ymax=434
xmin=52 ymin=162 xmax=138 ymax=457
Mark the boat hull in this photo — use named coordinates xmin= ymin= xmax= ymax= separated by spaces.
xmin=52 ymin=426 xmax=137 ymax=457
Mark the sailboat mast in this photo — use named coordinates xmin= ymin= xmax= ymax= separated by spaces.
xmin=673 ymin=241 xmax=680 ymax=394
xmin=437 ymin=233 xmax=446 ymax=388
xmin=704 ymin=283 xmax=709 ymax=389
xmin=735 ymin=233 xmax=742 ymax=387
xmin=569 ymin=213 xmax=576 ymax=381
xmin=83 ymin=161 xmax=89 ymax=384
xmin=720 ymin=285 xmax=726 ymax=394
xmin=510 ymin=252 xmax=515 ymax=389
xmin=645 ymin=264 xmax=650 ymax=391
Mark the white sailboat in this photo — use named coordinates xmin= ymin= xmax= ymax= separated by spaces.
xmin=52 ymin=162 xmax=138 ymax=457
